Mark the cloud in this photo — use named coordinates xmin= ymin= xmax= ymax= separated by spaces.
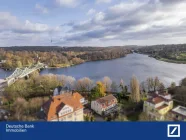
xmin=58 ymin=0 xmax=186 ymax=45
xmin=55 ymin=0 xmax=82 ymax=8
xmin=0 ymin=12 xmax=61 ymax=34
xmin=96 ymin=0 xmax=112 ymax=4
xmin=87 ymin=9 xmax=96 ymax=15
xmin=35 ymin=4 xmax=48 ymax=14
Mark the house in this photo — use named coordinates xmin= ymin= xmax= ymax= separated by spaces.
xmin=42 ymin=92 xmax=86 ymax=121
xmin=170 ymin=106 xmax=186 ymax=121
xmin=143 ymin=91 xmax=173 ymax=120
xmin=91 ymin=94 xmax=118 ymax=115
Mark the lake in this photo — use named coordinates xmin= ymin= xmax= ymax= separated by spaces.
xmin=1 ymin=53 xmax=186 ymax=86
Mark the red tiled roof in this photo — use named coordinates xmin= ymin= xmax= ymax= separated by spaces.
xmin=96 ymin=94 xmax=117 ymax=104
xmin=42 ymin=92 xmax=84 ymax=121
xmin=147 ymin=96 xmax=164 ymax=104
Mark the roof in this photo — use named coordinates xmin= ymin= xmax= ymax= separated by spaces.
xmin=96 ymin=94 xmax=117 ymax=104
xmin=147 ymin=96 xmax=164 ymax=104
xmin=171 ymin=106 xmax=186 ymax=117
xmin=43 ymin=92 xmax=84 ymax=121
xmin=156 ymin=104 xmax=168 ymax=110
xmin=148 ymin=91 xmax=170 ymax=97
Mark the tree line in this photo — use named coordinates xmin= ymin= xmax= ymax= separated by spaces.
xmin=0 ymin=47 xmax=131 ymax=69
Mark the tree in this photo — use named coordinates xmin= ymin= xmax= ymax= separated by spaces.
xmin=35 ymin=74 xmax=59 ymax=94
xmin=96 ymin=81 xmax=106 ymax=97
xmin=154 ymin=77 xmax=160 ymax=91
xmin=139 ymin=112 xmax=150 ymax=121
xmin=140 ymin=81 xmax=147 ymax=93
xmin=130 ymin=75 xmax=140 ymax=103
xmin=119 ymin=79 xmax=128 ymax=94
xmin=180 ymin=77 xmax=186 ymax=86
xmin=170 ymin=82 xmax=176 ymax=89
xmin=102 ymin=76 xmax=112 ymax=91
xmin=66 ymin=76 xmax=76 ymax=90
xmin=119 ymin=79 xmax=125 ymax=92
xmin=75 ymin=77 xmax=93 ymax=91
xmin=83 ymin=77 xmax=93 ymax=91
xmin=111 ymin=81 xmax=118 ymax=92
xmin=91 ymin=81 xmax=106 ymax=100
xmin=146 ymin=77 xmax=154 ymax=91
xmin=16 ymin=61 xmax=22 ymax=68
xmin=115 ymin=114 xmax=128 ymax=121
xmin=158 ymin=82 xmax=165 ymax=91
xmin=13 ymin=98 xmax=28 ymax=121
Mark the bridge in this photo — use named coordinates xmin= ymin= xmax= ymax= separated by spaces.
xmin=4 ymin=63 xmax=45 ymax=86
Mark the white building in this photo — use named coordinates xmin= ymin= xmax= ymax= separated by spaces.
xmin=171 ymin=106 xmax=186 ymax=121
xmin=91 ymin=94 xmax=117 ymax=115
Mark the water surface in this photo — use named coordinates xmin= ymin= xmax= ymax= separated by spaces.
xmin=1 ymin=53 xmax=186 ymax=85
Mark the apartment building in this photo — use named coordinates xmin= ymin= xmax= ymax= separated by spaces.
xmin=91 ymin=94 xmax=118 ymax=115
xmin=143 ymin=91 xmax=173 ymax=120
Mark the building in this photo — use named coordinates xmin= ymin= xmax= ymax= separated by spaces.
xmin=170 ymin=106 xmax=186 ymax=121
xmin=143 ymin=91 xmax=173 ymax=120
xmin=42 ymin=92 xmax=86 ymax=121
xmin=91 ymin=94 xmax=118 ymax=115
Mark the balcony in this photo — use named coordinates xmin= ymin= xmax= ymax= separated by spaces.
xmin=104 ymin=105 xmax=118 ymax=116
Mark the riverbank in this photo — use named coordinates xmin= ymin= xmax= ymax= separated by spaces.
xmin=136 ymin=52 xmax=186 ymax=64
xmin=158 ymin=57 xmax=186 ymax=64
xmin=0 ymin=53 xmax=131 ymax=70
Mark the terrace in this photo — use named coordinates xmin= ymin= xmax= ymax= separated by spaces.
xmin=172 ymin=106 xmax=186 ymax=117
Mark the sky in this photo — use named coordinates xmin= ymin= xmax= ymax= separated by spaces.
xmin=0 ymin=0 xmax=186 ymax=46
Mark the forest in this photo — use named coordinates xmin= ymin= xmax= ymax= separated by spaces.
xmin=136 ymin=44 xmax=186 ymax=63
xmin=0 ymin=46 xmax=131 ymax=69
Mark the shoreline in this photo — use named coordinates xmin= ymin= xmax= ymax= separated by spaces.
xmin=137 ymin=52 xmax=186 ymax=64
xmin=0 ymin=54 xmax=130 ymax=71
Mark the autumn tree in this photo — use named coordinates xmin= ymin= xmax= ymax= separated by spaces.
xmin=75 ymin=77 xmax=93 ymax=91
xmin=96 ymin=81 xmax=106 ymax=97
xmin=130 ymin=75 xmax=140 ymax=103
xmin=91 ymin=81 xmax=106 ymax=100
xmin=13 ymin=98 xmax=28 ymax=121
xmin=102 ymin=76 xmax=112 ymax=91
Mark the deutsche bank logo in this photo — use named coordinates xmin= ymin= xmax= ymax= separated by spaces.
xmin=167 ymin=124 xmax=180 ymax=138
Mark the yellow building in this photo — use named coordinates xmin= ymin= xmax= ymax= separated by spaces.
xmin=143 ymin=92 xmax=173 ymax=121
